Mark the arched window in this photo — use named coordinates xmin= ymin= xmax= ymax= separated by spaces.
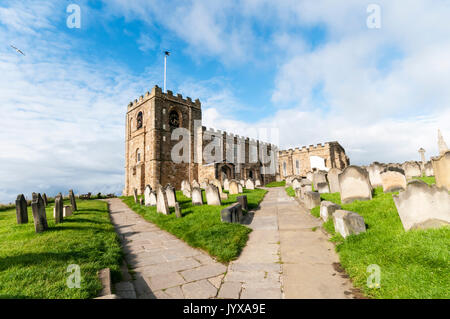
xmin=169 ymin=110 xmax=180 ymax=130
xmin=136 ymin=112 xmax=143 ymax=129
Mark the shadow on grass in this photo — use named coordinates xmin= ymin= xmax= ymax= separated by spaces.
xmin=0 ymin=251 xmax=91 ymax=271
xmin=62 ymin=218 xmax=110 ymax=225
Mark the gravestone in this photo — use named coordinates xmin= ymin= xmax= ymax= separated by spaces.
xmin=174 ymin=202 xmax=182 ymax=218
xmin=15 ymin=194 xmax=28 ymax=224
xmin=431 ymin=150 xmax=450 ymax=191
xmin=148 ymin=190 xmax=157 ymax=206
xmin=220 ymin=203 xmax=243 ymax=223
xmin=402 ymin=161 xmax=422 ymax=180
xmin=316 ymin=182 xmax=330 ymax=194
xmin=63 ymin=205 xmax=73 ymax=217
xmin=245 ymin=179 xmax=255 ymax=190
xmin=424 ymin=161 xmax=434 ymax=177
xmin=292 ymin=178 xmax=301 ymax=190
xmin=313 ymin=171 xmax=327 ymax=187
xmin=380 ymin=167 xmax=407 ymax=192
xmin=229 ymin=180 xmax=239 ymax=195
xmin=393 ymin=180 xmax=450 ymax=231
xmin=237 ymin=195 xmax=248 ymax=211
xmin=205 ymin=184 xmax=221 ymax=205
xmin=42 ymin=193 xmax=48 ymax=207
xmin=133 ymin=188 xmax=138 ymax=204
xmin=191 ymin=187 xmax=203 ymax=206
xmin=303 ymin=191 xmax=321 ymax=210
xmin=320 ymin=201 xmax=341 ymax=222
xmin=333 ymin=210 xmax=366 ymax=238
xmin=31 ymin=193 xmax=48 ymax=233
xmin=212 ymin=179 xmax=223 ymax=197
xmin=165 ymin=184 xmax=177 ymax=207
xmin=182 ymin=181 xmax=192 ymax=198
xmin=223 ymin=179 xmax=230 ymax=191
xmin=240 ymin=179 xmax=245 ymax=187
xmin=367 ymin=162 xmax=384 ymax=188
xmin=144 ymin=185 xmax=152 ymax=206
xmin=54 ymin=193 xmax=64 ymax=224
xmin=255 ymin=179 xmax=261 ymax=187
xmin=238 ymin=183 xmax=243 ymax=194
xmin=300 ymin=184 xmax=313 ymax=200
xmin=69 ymin=189 xmax=77 ymax=212
xmin=200 ymin=179 xmax=209 ymax=189
xmin=191 ymin=180 xmax=200 ymax=188
xmin=338 ymin=166 xmax=373 ymax=204
xmin=156 ymin=185 xmax=170 ymax=215
xmin=327 ymin=168 xmax=341 ymax=193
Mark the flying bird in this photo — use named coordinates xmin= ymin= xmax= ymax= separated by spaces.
xmin=10 ymin=45 xmax=25 ymax=56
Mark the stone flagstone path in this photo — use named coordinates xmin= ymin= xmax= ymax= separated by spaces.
xmin=106 ymin=188 xmax=357 ymax=299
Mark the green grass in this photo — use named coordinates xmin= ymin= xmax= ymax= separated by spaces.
xmin=310 ymin=187 xmax=450 ymax=299
xmin=121 ymin=188 xmax=268 ymax=263
xmin=0 ymin=199 xmax=122 ymax=299
xmin=413 ymin=176 xmax=436 ymax=185
xmin=285 ymin=186 xmax=295 ymax=197
xmin=265 ymin=181 xmax=286 ymax=187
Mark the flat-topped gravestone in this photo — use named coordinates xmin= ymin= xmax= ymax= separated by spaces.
xmin=316 ymin=182 xmax=330 ymax=194
xmin=237 ymin=195 xmax=248 ymax=211
xmin=303 ymin=191 xmax=321 ymax=210
xmin=133 ymin=188 xmax=138 ymax=204
xmin=191 ymin=187 xmax=203 ymax=206
xmin=144 ymin=185 xmax=152 ymax=206
xmin=327 ymin=168 xmax=341 ymax=193
xmin=402 ymin=161 xmax=422 ymax=180
xmin=165 ymin=184 xmax=177 ymax=207
xmin=431 ymin=151 xmax=450 ymax=191
xmin=69 ymin=189 xmax=77 ymax=212
xmin=393 ymin=180 xmax=450 ymax=231
xmin=380 ymin=167 xmax=407 ymax=192
xmin=367 ymin=162 xmax=384 ymax=188
xmin=54 ymin=193 xmax=64 ymax=224
xmin=31 ymin=193 xmax=48 ymax=233
xmin=333 ymin=210 xmax=366 ymax=238
xmin=63 ymin=205 xmax=72 ymax=217
xmin=245 ymin=179 xmax=255 ymax=190
xmin=320 ymin=201 xmax=341 ymax=222
xmin=42 ymin=193 xmax=48 ymax=207
xmin=338 ymin=166 xmax=373 ymax=204
xmin=156 ymin=185 xmax=170 ymax=215
xmin=223 ymin=179 xmax=230 ymax=191
xmin=205 ymin=184 xmax=221 ymax=205
xmin=229 ymin=180 xmax=239 ymax=195
xmin=15 ymin=194 xmax=28 ymax=224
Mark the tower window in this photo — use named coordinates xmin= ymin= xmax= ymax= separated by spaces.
xmin=169 ymin=110 xmax=180 ymax=129
xmin=136 ymin=149 xmax=141 ymax=163
xmin=136 ymin=112 xmax=143 ymax=129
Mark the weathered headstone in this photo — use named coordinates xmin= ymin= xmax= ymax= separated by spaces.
xmin=156 ymin=185 xmax=170 ymax=215
xmin=238 ymin=183 xmax=243 ymax=194
xmin=338 ymin=166 xmax=373 ymax=204
xmin=303 ymin=191 xmax=321 ymax=210
xmin=255 ymin=179 xmax=261 ymax=187
xmin=165 ymin=184 xmax=177 ymax=207
xmin=191 ymin=187 xmax=203 ymax=206
xmin=431 ymin=150 xmax=450 ymax=191
xmin=239 ymin=179 xmax=245 ymax=187
xmin=148 ymin=190 xmax=157 ymax=206
xmin=367 ymin=162 xmax=384 ymax=188
xmin=320 ymin=201 xmax=341 ymax=222
xmin=15 ymin=194 xmax=28 ymax=224
xmin=220 ymin=203 xmax=243 ymax=223
xmin=69 ymin=189 xmax=77 ymax=212
xmin=223 ymin=179 xmax=230 ymax=191
xmin=333 ymin=210 xmax=366 ymax=238
xmin=245 ymin=179 xmax=255 ymax=190
xmin=300 ymin=184 xmax=313 ymax=200
xmin=144 ymin=185 xmax=152 ymax=206
xmin=237 ymin=195 xmax=248 ymax=211
xmin=292 ymin=178 xmax=301 ymax=190
xmin=402 ymin=161 xmax=422 ymax=180
xmin=133 ymin=188 xmax=138 ymax=204
xmin=31 ymin=193 xmax=48 ymax=233
xmin=42 ymin=193 xmax=48 ymax=207
xmin=54 ymin=193 xmax=64 ymax=224
xmin=212 ymin=179 xmax=223 ymax=197
xmin=380 ymin=167 xmax=407 ymax=192
xmin=174 ymin=202 xmax=182 ymax=218
xmin=63 ymin=205 xmax=73 ymax=217
xmin=229 ymin=180 xmax=239 ymax=195
xmin=313 ymin=171 xmax=327 ymax=188
xmin=205 ymin=184 xmax=221 ymax=205
xmin=393 ymin=180 xmax=450 ymax=231
xmin=316 ymin=182 xmax=330 ymax=194
xmin=327 ymin=168 xmax=341 ymax=193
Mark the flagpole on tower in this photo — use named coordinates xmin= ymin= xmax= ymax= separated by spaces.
xmin=164 ymin=51 xmax=170 ymax=92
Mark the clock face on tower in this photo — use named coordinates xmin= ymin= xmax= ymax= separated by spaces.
xmin=169 ymin=110 xmax=180 ymax=129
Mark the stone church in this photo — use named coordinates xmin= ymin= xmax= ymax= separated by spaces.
xmin=123 ymin=85 xmax=349 ymax=195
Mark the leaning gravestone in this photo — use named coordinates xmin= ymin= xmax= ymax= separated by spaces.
xmin=367 ymin=162 xmax=384 ymax=188
xmin=191 ymin=187 xmax=203 ymax=206
xmin=327 ymin=168 xmax=341 ymax=193
xmin=69 ymin=189 xmax=77 ymax=212
xmin=156 ymin=185 xmax=170 ymax=215
xmin=229 ymin=180 xmax=239 ymax=195
xmin=320 ymin=201 xmax=341 ymax=222
xmin=402 ymin=161 xmax=422 ymax=180
xmin=380 ymin=167 xmax=407 ymax=192
xmin=333 ymin=210 xmax=366 ymax=238
xmin=42 ymin=193 xmax=48 ymax=207
xmin=205 ymin=184 xmax=221 ymax=205
xmin=174 ymin=202 xmax=182 ymax=218
xmin=31 ymin=193 xmax=48 ymax=233
xmin=245 ymin=179 xmax=255 ymax=190
xmin=54 ymin=193 xmax=64 ymax=224
xmin=237 ymin=195 xmax=248 ymax=211
xmin=393 ymin=180 xmax=450 ymax=231
xmin=15 ymin=194 xmax=28 ymax=224
xmin=165 ymin=184 xmax=177 ymax=207
xmin=223 ymin=179 xmax=230 ymax=191
xmin=144 ymin=185 xmax=152 ymax=206
xmin=338 ymin=166 xmax=373 ymax=204
xmin=431 ymin=150 xmax=450 ymax=191
xmin=133 ymin=188 xmax=138 ymax=204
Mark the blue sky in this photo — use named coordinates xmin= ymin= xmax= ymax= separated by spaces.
xmin=0 ymin=0 xmax=449 ymax=203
